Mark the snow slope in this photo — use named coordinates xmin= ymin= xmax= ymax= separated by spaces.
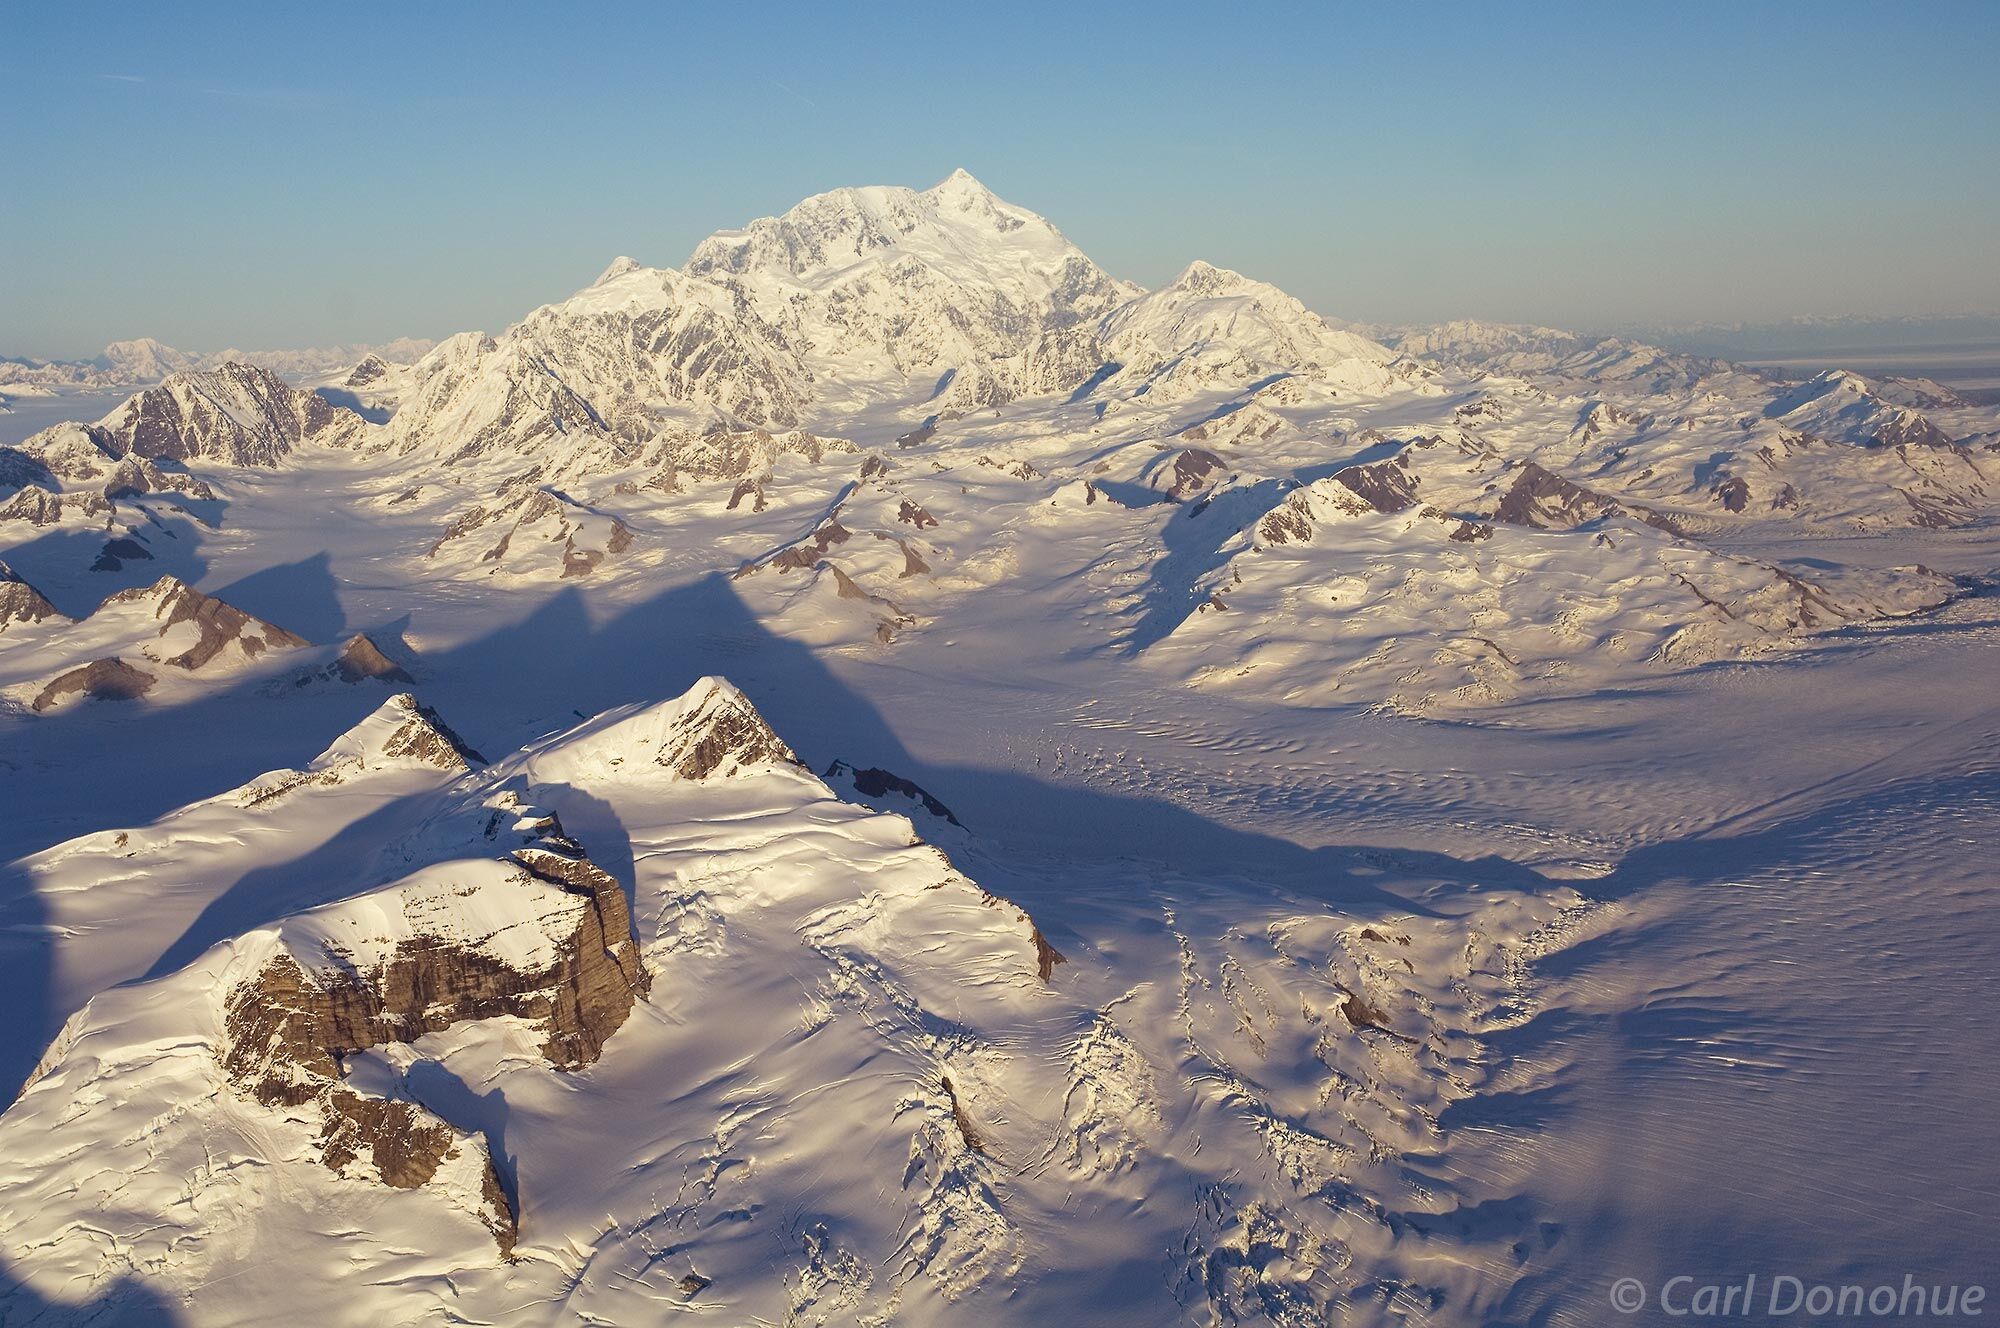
xmin=0 ymin=680 xmax=1591 ymax=1325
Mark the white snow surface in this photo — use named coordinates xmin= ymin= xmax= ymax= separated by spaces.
xmin=0 ymin=172 xmax=1996 ymax=1327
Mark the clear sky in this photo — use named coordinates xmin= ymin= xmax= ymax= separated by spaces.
xmin=4 ymin=0 xmax=1997 ymax=359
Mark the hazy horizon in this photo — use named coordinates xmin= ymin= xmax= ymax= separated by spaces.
xmin=5 ymin=0 xmax=1997 ymax=361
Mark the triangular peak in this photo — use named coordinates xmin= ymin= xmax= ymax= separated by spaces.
xmin=0 ymin=560 xmax=66 ymax=629
xmin=98 ymin=573 xmax=193 ymax=610
xmin=924 ymin=166 xmax=997 ymax=198
xmin=592 ymin=254 xmax=645 ymax=286
xmin=334 ymin=634 xmax=414 ymax=684
xmin=1173 ymin=258 xmax=1235 ymax=285
xmin=524 ymin=676 xmax=804 ymax=784
xmin=656 ymin=676 xmax=801 ymax=779
xmin=312 ymin=692 xmax=483 ymax=773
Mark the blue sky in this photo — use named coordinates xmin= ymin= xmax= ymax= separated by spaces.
xmin=4 ymin=0 xmax=1996 ymax=358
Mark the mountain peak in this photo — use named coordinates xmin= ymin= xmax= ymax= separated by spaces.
xmin=105 ymin=573 xmax=193 ymax=605
xmin=1102 ymin=259 xmax=1395 ymax=391
xmin=925 ymin=167 xmax=996 ymax=199
xmin=683 ymin=172 xmax=1098 ymax=293
xmin=522 ymin=678 xmax=805 ymax=785
xmin=96 ymin=338 xmax=195 ymax=380
xmin=1169 ymin=259 xmax=1246 ymax=294
xmin=654 ymin=676 xmax=800 ymax=779
xmin=0 ymin=560 xmax=65 ymax=629
xmin=593 ymin=255 xmax=645 ymax=286
xmin=90 ymin=360 xmax=366 ymax=467
xmin=315 ymin=692 xmax=483 ymax=772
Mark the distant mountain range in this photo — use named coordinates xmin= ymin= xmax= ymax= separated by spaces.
xmin=4 ymin=172 xmax=1993 ymax=716
xmin=0 ymin=335 xmax=435 ymax=395
xmin=1608 ymin=312 xmax=2000 ymax=358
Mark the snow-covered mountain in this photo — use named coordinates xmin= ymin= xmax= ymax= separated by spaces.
xmin=1 ymin=176 xmax=1990 ymax=707
xmin=93 ymin=361 xmax=369 ymax=465
xmin=1383 ymin=319 xmax=1746 ymax=393
xmin=373 ymin=171 xmax=1139 ymax=471
xmin=1142 ymin=432 xmax=1957 ymax=710
xmin=0 ymin=574 xmax=309 ymax=711
xmin=0 ymin=680 xmax=1590 ymax=1324
xmin=1103 ymin=260 xmax=1395 ymax=397
xmin=0 ymin=337 xmax=435 ymax=392
xmin=1 ymin=172 xmax=1998 ymax=1326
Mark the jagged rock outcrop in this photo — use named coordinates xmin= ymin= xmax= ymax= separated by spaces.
xmin=0 ymin=562 xmax=63 ymax=631
xmin=334 ymin=633 xmax=414 ymax=684
xmin=4 ymin=577 xmax=311 ymax=713
xmin=219 ymin=817 xmax=650 ymax=1254
xmin=1157 ymin=447 xmax=1230 ymax=502
xmin=32 ymin=658 xmax=157 ymax=710
xmin=825 ymin=759 xmax=962 ymax=826
xmin=101 ymin=576 xmax=309 ymax=669
xmin=1328 ymin=454 xmax=1421 ymax=514
xmin=656 ymin=679 xmax=802 ymax=779
xmin=235 ymin=694 xmax=480 ymax=809
xmin=429 ymin=487 xmax=634 ymax=579
xmin=0 ymin=423 xmax=218 ymax=530
xmin=0 ymin=445 xmax=53 ymax=497
xmin=1490 ymin=460 xmax=1622 ymax=529
xmin=376 ymin=692 xmax=483 ymax=769
xmin=93 ymin=362 xmax=368 ymax=466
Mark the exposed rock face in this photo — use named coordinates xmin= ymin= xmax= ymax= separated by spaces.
xmin=736 ymin=513 xmax=857 ymax=578
xmin=0 ymin=562 xmax=63 ymax=631
xmin=429 ymin=487 xmax=635 ymax=579
xmin=376 ymin=693 xmax=484 ymax=770
xmin=1490 ymin=461 xmax=1620 ymax=529
xmin=237 ymin=694 xmax=479 ymax=807
xmin=94 ymin=362 xmax=367 ymax=466
xmin=1447 ymin=519 xmax=1494 ymax=542
xmin=1329 ymin=455 xmax=1420 ymax=514
xmin=1 ymin=423 xmax=218 ymax=531
xmin=1160 ymin=447 xmax=1229 ymax=501
xmin=1868 ymin=413 xmax=1954 ymax=449
xmin=90 ymin=535 xmax=153 ymax=571
xmin=657 ymin=680 xmax=802 ymax=779
xmin=1765 ymin=369 xmax=1958 ymax=450
xmin=334 ymin=634 xmax=415 ymax=684
xmin=32 ymin=657 xmax=157 ymax=710
xmin=345 ymin=355 xmax=390 ymax=388
xmin=1255 ymin=490 xmax=1317 ymax=545
xmin=219 ymin=827 xmax=650 ymax=1255
xmin=824 ymin=759 xmax=962 ymax=825
xmin=0 ymin=446 xmax=55 ymax=500
xmin=1181 ymin=402 xmax=1286 ymax=446
xmin=1029 ymin=926 xmax=1067 ymax=982
xmin=509 ymin=840 xmax=653 ymax=1062
xmin=102 ymin=576 xmax=309 ymax=669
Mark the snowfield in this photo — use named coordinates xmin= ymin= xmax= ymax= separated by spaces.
xmin=0 ymin=171 xmax=1994 ymax=1327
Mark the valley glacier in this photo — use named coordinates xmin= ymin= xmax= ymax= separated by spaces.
xmin=0 ymin=172 xmax=1995 ymax=1327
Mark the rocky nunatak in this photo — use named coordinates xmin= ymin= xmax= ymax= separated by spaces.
xmin=218 ymin=814 xmax=649 ymax=1256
